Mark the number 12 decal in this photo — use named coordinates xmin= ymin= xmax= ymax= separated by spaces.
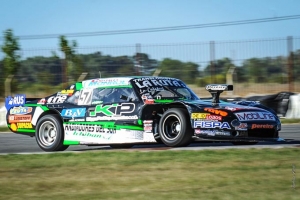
xmin=78 ymin=89 xmax=93 ymax=105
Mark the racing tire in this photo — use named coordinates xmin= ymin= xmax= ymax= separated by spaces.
xmin=232 ymin=142 xmax=258 ymax=145
xmin=110 ymin=144 xmax=134 ymax=149
xmin=158 ymin=108 xmax=192 ymax=147
xmin=36 ymin=115 xmax=69 ymax=152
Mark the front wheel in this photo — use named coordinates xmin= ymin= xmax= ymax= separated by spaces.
xmin=158 ymin=108 xmax=192 ymax=147
xmin=36 ymin=115 xmax=69 ymax=152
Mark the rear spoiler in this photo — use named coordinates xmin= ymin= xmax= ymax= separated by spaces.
xmin=205 ymin=84 xmax=233 ymax=106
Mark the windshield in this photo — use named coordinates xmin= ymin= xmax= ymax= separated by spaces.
xmin=133 ymin=78 xmax=200 ymax=100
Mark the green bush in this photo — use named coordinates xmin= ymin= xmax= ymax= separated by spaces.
xmin=196 ymin=74 xmax=226 ymax=87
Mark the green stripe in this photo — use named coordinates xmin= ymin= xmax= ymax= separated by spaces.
xmin=17 ymin=129 xmax=35 ymax=133
xmin=64 ymin=140 xmax=80 ymax=145
xmin=154 ymin=99 xmax=174 ymax=103
xmin=7 ymin=125 xmax=35 ymax=133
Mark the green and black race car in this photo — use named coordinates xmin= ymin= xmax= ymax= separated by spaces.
xmin=5 ymin=76 xmax=281 ymax=151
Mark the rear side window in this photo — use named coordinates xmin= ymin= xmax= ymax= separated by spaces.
xmin=91 ymin=88 xmax=138 ymax=104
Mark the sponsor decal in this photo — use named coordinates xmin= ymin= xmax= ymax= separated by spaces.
xmin=195 ymin=129 xmax=215 ymax=136
xmin=57 ymin=89 xmax=74 ymax=96
xmin=235 ymin=123 xmax=248 ymax=130
xmin=191 ymin=113 xmax=222 ymax=121
xmin=8 ymin=115 xmax=32 ymax=123
xmin=10 ymin=107 xmax=33 ymax=115
xmin=47 ymin=95 xmax=67 ymax=104
xmin=251 ymin=124 xmax=274 ymax=129
xmin=206 ymin=115 xmax=222 ymax=121
xmin=140 ymin=87 xmax=164 ymax=95
xmin=11 ymin=122 xmax=33 ymax=131
xmin=143 ymin=120 xmax=153 ymax=133
xmin=224 ymin=106 xmax=263 ymax=111
xmin=144 ymin=99 xmax=154 ymax=104
xmin=5 ymin=94 xmax=26 ymax=110
xmin=10 ymin=123 xmax=17 ymax=131
xmin=64 ymin=124 xmax=115 ymax=140
xmin=37 ymin=98 xmax=46 ymax=104
xmin=71 ymin=131 xmax=112 ymax=140
xmin=124 ymin=130 xmax=144 ymax=140
xmin=83 ymin=78 xmax=130 ymax=88
xmin=133 ymin=77 xmax=185 ymax=89
xmin=224 ymin=106 xmax=239 ymax=111
xmin=191 ymin=113 xmax=209 ymax=119
xmin=234 ymin=112 xmax=275 ymax=121
xmin=205 ymin=85 xmax=227 ymax=90
xmin=204 ymin=108 xmax=228 ymax=116
xmin=64 ymin=124 xmax=116 ymax=134
xmin=61 ymin=108 xmax=86 ymax=118
xmin=90 ymin=103 xmax=135 ymax=117
xmin=195 ymin=129 xmax=231 ymax=136
xmin=193 ymin=121 xmax=231 ymax=129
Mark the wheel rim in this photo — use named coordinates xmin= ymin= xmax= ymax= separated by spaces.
xmin=162 ymin=114 xmax=182 ymax=141
xmin=38 ymin=121 xmax=57 ymax=147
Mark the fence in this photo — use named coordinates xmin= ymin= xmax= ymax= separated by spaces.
xmin=1 ymin=36 xmax=300 ymax=98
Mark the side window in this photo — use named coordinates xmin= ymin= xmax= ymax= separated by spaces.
xmin=66 ymin=91 xmax=80 ymax=105
xmin=91 ymin=88 xmax=138 ymax=104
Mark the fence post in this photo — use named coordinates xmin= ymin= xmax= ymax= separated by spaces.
xmin=136 ymin=43 xmax=141 ymax=76
xmin=226 ymin=66 xmax=235 ymax=96
xmin=4 ymin=75 xmax=14 ymax=97
xmin=210 ymin=41 xmax=215 ymax=83
xmin=77 ymin=72 xmax=88 ymax=82
xmin=287 ymin=36 xmax=294 ymax=92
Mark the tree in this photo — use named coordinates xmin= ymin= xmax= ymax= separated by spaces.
xmin=242 ymin=58 xmax=266 ymax=82
xmin=1 ymin=29 xmax=20 ymax=78
xmin=159 ymin=58 xmax=200 ymax=83
xmin=1 ymin=29 xmax=20 ymax=95
xmin=59 ymin=36 xmax=83 ymax=86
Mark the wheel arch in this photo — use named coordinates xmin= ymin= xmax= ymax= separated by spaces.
xmin=34 ymin=108 xmax=63 ymax=127
xmin=139 ymin=102 xmax=189 ymax=120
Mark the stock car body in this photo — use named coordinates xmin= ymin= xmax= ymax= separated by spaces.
xmin=5 ymin=76 xmax=282 ymax=151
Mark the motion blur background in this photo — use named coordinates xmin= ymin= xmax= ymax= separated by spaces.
xmin=1 ymin=0 xmax=300 ymax=98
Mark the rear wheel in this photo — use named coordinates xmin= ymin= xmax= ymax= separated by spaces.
xmin=36 ymin=115 xmax=69 ymax=152
xmin=158 ymin=108 xmax=192 ymax=147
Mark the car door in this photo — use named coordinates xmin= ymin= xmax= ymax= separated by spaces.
xmin=84 ymin=87 xmax=140 ymax=125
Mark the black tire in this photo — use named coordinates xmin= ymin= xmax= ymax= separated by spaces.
xmin=110 ymin=144 xmax=134 ymax=149
xmin=35 ymin=115 xmax=69 ymax=152
xmin=232 ymin=142 xmax=258 ymax=145
xmin=158 ymin=108 xmax=192 ymax=147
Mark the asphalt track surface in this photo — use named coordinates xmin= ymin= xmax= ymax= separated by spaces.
xmin=0 ymin=124 xmax=299 ymax=154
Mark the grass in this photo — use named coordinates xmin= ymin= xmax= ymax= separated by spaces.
xmin=0 ymin=148 xmax=299 ymax=200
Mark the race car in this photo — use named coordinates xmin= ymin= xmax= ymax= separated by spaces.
xmin=5 ymin=76 xmax=282 ymax=151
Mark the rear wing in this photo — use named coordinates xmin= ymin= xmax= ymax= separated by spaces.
xmin=205 ymin=84 xmax=233 ymax=105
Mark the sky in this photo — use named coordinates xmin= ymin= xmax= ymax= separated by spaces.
xmin=1 ymin=0 xmax=300 ymax=50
